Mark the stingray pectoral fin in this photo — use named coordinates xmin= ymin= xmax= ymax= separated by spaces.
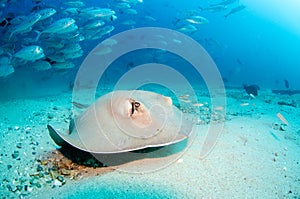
xmin=47 ymin=125 xmax=68 ymax=146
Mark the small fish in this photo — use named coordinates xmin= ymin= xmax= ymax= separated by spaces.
xmin=113 ymin=2 xmax=131 ymax=9
xmin=31 ymin=60 xmax=51 ymax=71
xmin=243 ymin=84 xmax=259 ymax=96
xmin=64 ymin=49 xmax=84 ymax=59
xmin=121 ymin=19 xmax=136 ymax=26
xmin=79 ymin=7 xmax=115 ymax=19
xmin=99 ymin=25 xmax=115 ymax=36
xmin=56 ymin=23 xmax=78 ymax=34
xmin=185 ymin=15 xmax=209 ymax=24
xmin=35 ymin=18 xmax=76 ymax=40
xmin=211 ymin=0 xmax=238 ymax=7
xmin=0 ymin=64 xmax=14 ymax=77
xmin=80 ymin=20 xmax=105 ymax=30
xmin=14 ymin=45 xmax=45 ymax=61
xmin=199 ymin=5 xmax=227 ymax=13
xmin=102 ymin=38 xmax=118 ymax=46
xmin=35 ymin=8 xmax=56 ymax=21
xmin=117 ymin=0 xmax=143 ymax=3
xmin=52 ymin=61 xmax=75 ymax=69
xmin=9 ymin=13 xmax=41 ymax=40
xmin=93 ymin=46 xmax=112 ymax=55
xmin=123 ymin=8 xmax=138 ymax=15
xmin=72 ymin=101 xmax=89 ymax=109
xmin=284 ymin=79 xmax=289 ymax=89
xmin=63 ymin=1 xmax=85 ymax=7
xmin=224 ymin=5 xmax=246 ymax=19
xmin=63 ymin=8 xmax=79 ymax=15
xmin=144 ymin=15 xmax=156 ymax=21
xmin=177 ymin=24 xmax=198 ymax=34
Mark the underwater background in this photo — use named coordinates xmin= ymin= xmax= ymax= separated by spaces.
xmin=1 ymin=0 xmax=300 ymax=100
xmin=1 ymin=0 xmax=300 ymax=198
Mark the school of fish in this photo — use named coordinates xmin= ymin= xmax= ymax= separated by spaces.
xmin=0 ymin=0 xmax=246 ymax=77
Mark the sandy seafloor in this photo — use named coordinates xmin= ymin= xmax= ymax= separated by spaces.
xmin=0 ymin=87 xmax=300 ymax=199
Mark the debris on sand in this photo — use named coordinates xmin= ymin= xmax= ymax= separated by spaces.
xmin=276 ymin=113 xmax=289 ymax=125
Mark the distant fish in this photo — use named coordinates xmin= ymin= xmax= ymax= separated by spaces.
xmin=35 ymin=8 xmax=57 ymax=21
xmin=198 ymin=5 xmax=227 ymax=13
xmin=243 ymin=84 xmax=259 ymax=96
xmin=236 ymin=58 xmax=243 ymax=65
xmin=185 ymin=15 xmax=209 ymax=25
xmin=72 ymin=101 xmax=90 ymax=109
xmin=31 ymin=60 xmax=52 ymax=71
xmin=144 ymin=15 xmax=156 ymax=21
xmin=211 ymin=0 xmax=238 ymax=7
xmin=52 ymin=61 xmax=75 ymax=69
xmin=14 ymin=45 xmax=45 ymax=61
xmin=121 ymin=19 xmax=136 ymax=26
xmin=284 ymin=79 xmax=289 ymax=89
xmin=116 ymin=0 xmax=143 ymax=3
xmin=177 ymin=24 xmax=198 ymax=34
xmin=78 ymin=7 xmax=115 ymax=19
xmin=9 ymin=13 xmax=41 ymax=40
xmin=63 ymin=1 xmax=86 ymax=7
xmin=0 ymin=64 xmax=14 ymax=77
xmin=123 ymin=8 xmax=138 ymax=14
xmin=224 ymin=5 xmax=246 ymax=19
xmin=0 ymin=57 xmax=14 ymax=77
xmin=35 ymin=18 xmax=76 ymax=41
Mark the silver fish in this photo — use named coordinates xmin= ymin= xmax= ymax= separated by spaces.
xmin=63 ymin=1 xmax=85 ymax=7
xmin=52 ymin=61 xmax=75 ymax=69
xmin=177 ymin=24 xmax=198 ymax=33
xmin=199 ymin=5 xmax=227 ymax=13
xmin=185 ymin=16 xmax=209 ymax=24
xmin=35 ymin=18 xmax=76 ymax=40
xmin=113 ymin=2 xmax=131 ymax=9
xmin=56 ymin=23 xmax=78 ymax=34
xmin=80 ymin=20 xmax=105 ymax=30
xmin=35 ymin=8 xmax=57 ymax=21
xmin=211 ymin=0 xmax=238 ymax=6
xmin=224 ymin=5 xmax=246 ymax=19
xmin=9 ymin=13 xmax=41 ymax=40
xmin=123 ymin=8 xmax=138 ymax=14
xmin=116 ymin=0 xmax=143 ymax=3
xmin=79 ymin=7 xmax=115 ymax=19
xmin=64 ymin=49 xmax=83 ymax=59
xmin=0 ymin=64 xmax=14 ymax=77
xmin=99 ymin=25 xmax=115 ymax=36
xmin=121 ymin=19 xmax=136 ymax=26
xmin=14 ymin=45 xmax=45 ymax=61
xmin=31 ymin=60 xmax=52 ymax=71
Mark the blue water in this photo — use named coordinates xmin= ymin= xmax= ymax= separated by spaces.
xmin=1 ymin=0 xmax=299 ymax=100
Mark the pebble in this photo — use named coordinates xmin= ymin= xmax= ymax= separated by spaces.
xmin=61 ymin=168 xmax=71 ymax=175
xmin=16 ymin=143 xmax=22 ymax=148
xmin=36 ymin=165 xmax=43 ymax=172
xmin=57 ymin=175 xmax=65 ymax=184
xmin=12 ymin=151 xmax=19 ymax=159
xmin=53 ymin=179 xmax=62 ymax=187
xmin=14 ymin=126 xmax=20 ymax=130
xmin=24 ymin=185 xmax=33 ymax=192
xmin=279 ymin=124 xmax=286 ymax=131
xmin=47 ymin=113 xmax=54 ymax=119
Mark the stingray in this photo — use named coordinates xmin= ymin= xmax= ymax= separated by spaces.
xmin=47 ymin=90 xmax=192 ymax=154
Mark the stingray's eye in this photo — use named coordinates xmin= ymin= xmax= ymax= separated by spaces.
xmin=134 ymin=102 xmax=140 ymax=108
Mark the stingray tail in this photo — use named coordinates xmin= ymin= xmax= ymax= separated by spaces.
xmin=47 ymin=125 xmax=67 ymax=146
